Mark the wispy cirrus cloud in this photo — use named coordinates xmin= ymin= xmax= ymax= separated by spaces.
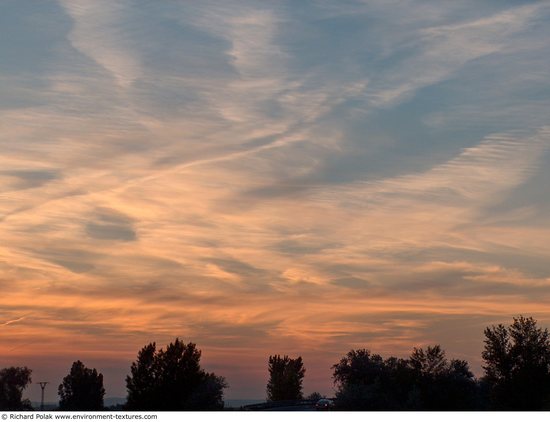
xmin=58 ymin=0 xmax=142 ymax=88
xmin=1 ymin=0 xmax=550 ymax=401
xmin=1 ymin=315 xmax=30 ymax=327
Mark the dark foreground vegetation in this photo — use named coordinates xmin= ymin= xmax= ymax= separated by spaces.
xmin=2 ymin=316 xmax=550 ymax=411
xmin=125 ymin=339 xmax=227 ymax=410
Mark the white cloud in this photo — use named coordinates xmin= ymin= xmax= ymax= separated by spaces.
xmin=365 ymin=2 xmax=544 ymax=108
xmin=58 ymin=0 xmax=142 ymax=88
xmin=2 ymin=0 xmax=550 ymax=400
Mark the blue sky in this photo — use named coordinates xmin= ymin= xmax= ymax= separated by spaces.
xmin=1 ymin=0 xmax=550 ymax=401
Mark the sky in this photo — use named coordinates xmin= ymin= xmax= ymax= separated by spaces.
xmin=1 ymin=0 xmax=550 ymax=403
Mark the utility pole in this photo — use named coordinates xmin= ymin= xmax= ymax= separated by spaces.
xmin=37 ymin=382 xmax=49 ymax=411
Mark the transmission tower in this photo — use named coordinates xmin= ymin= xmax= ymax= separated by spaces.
xmin=37 ymin=382 xmax=49 ymax=411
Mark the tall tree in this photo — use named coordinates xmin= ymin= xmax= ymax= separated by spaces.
xmin=408 ymin=345 xmax=477 ymax=410
xmin=126 ymin=339 xmax=227 ymax=410
xmin=332 ymin=349 xmax=393 ymax=410
xmin=266 ymin=355 xmax=305 ymax=401
xmin=125 ymin=342 xmax=158 ymax=409
xmin=0 ymin=367 xmax=33 ymax=410
xmin=58 ymin=361 xmax=105 ymax=410
xmin=482 ymin=316 xmax=550 ymax=409
xmin=332 ymin=346 xmax=478 ymax=410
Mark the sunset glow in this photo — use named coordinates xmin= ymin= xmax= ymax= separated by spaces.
xmin=2 ymin=1 xmax=550 ymax=403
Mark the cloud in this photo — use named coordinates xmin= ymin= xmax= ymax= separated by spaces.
xmin=363 ymin=2 xmax=544 ymax=108
xmin=58 ymin=0 xmax=142 ymax=88
xmin=29 ymin=248 xmax=99 ymax=274
xmin=0 ymin=315 xmax=29 ymax=327
xmin=0 ymin=169 xmax=61 ymax=190
xmin=85 ymin=208 xmax=137 ymax=242
xmin=331 ymin=277 xmax=370 ymax=290
xmin=1 ymin=0 xmax=550 ymax=402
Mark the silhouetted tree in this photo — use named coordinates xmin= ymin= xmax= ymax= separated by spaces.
xmin=306 ymin=392 xmax=323 ymax=401
xmin=332 ymin=346 xmax=478 ymax=410
xmin=0 ymin=367 xmax=33 ymax=410
xmin=125 ymin=342 xmax=157 ymax=409
xmin=482 ymin=316 xmax=550 ymax=410
xmin=266 ymin=355 xmax=305 ymax=401
xmin=126 ymin=339 xmax=227 ymax=410
xmin=408 ymin=345 xmax=477 ymax=410
xmin=58 ymin=361 xmax=105 ymax=410
xmin=332 ymin=349 xmax=413 ymax=410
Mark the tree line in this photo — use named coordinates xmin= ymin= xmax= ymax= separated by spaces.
xmin=2 ymin=316 xmax=550 ymax=411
